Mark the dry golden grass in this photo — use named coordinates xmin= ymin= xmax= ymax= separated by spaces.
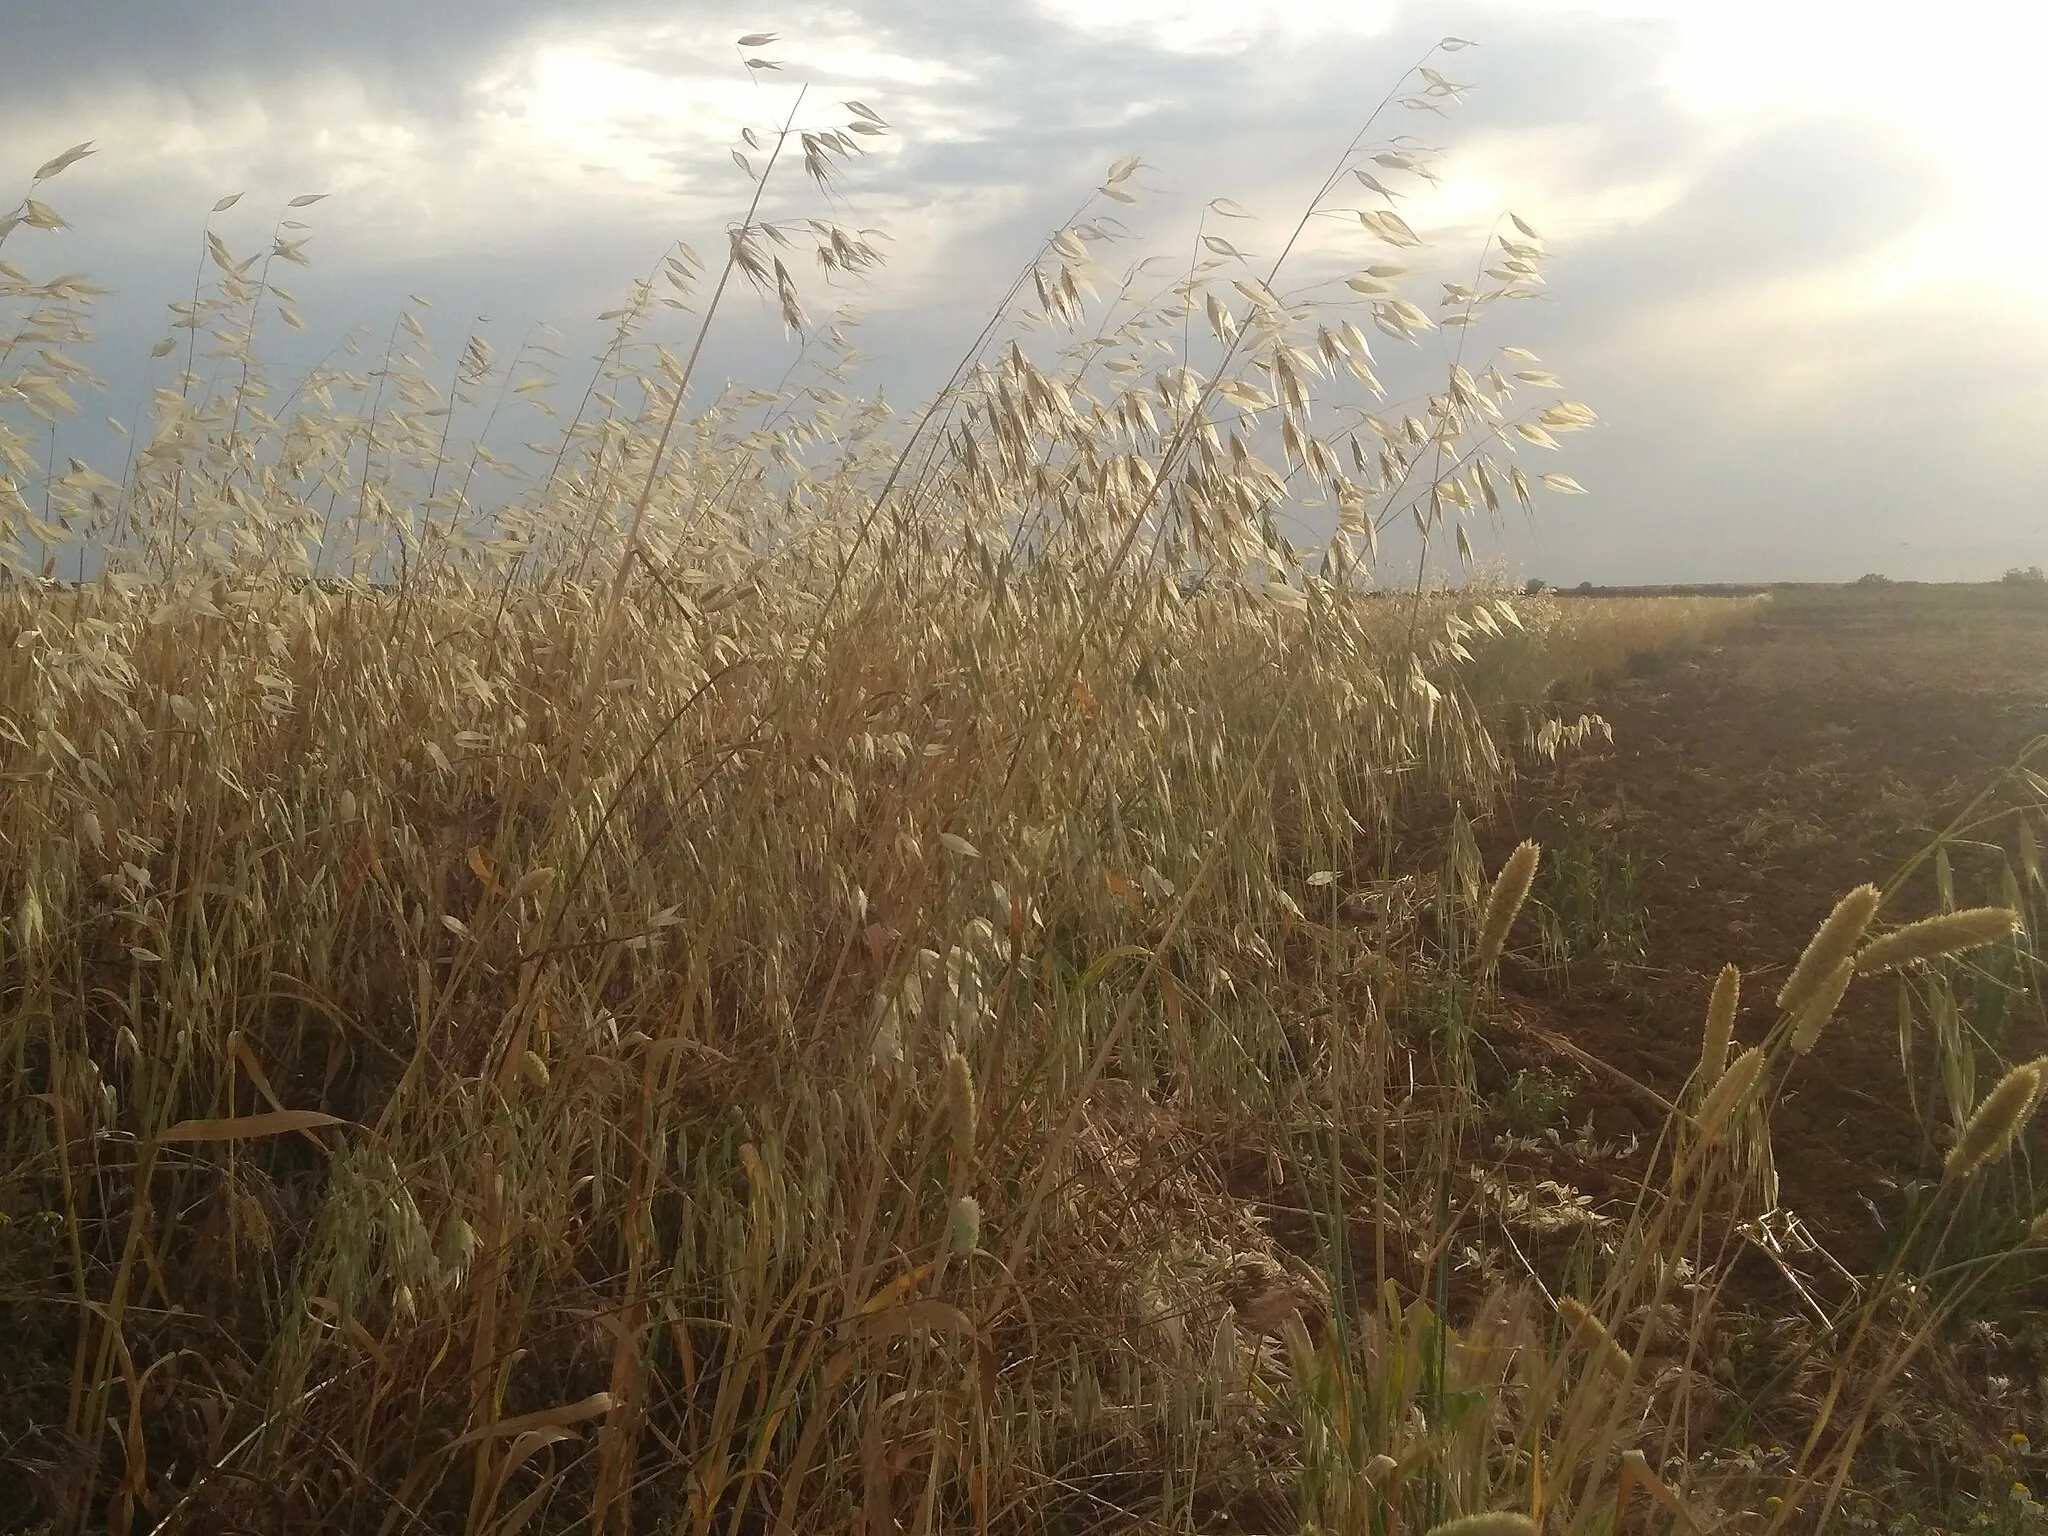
xmin=5 ymin=34 xmax=2043 ymax=1536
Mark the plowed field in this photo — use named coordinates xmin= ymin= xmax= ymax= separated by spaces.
xmin=1489 ymin=584 xmax=2048 ymax=1276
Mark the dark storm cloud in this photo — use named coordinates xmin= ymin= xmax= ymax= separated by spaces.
xmin=10 ymin=0 xmax=571 ymax=100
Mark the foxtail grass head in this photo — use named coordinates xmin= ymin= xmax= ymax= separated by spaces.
xmin=943 ymin=1051 xmax=978 ymax=1177
xmin=1856 ymin=907 xmax=2021 ymax=976
xmin=947 ymin=1194 xmax=981 ymax=1257
xmin=1700 ymin=963 xmax=1740 ymax=1082
xmin=1776 ymin=884 xmax=1881 ymax=1017
xmin=1946 ymin=1060 xmax=2045 ymax=1181
xmin=1422 ymin=1514 xmax=1540 ymax=1536
xmin=1788 ymin=957 xmax=1855 ymax=1055
xmin=1474 ymin=840 xmax=1541 ymax=976
xmin=1695 ymin=1046 xmax=1764 ymax=1150
xmin=1555 ymin=1295 xmax=1631 ymax=1380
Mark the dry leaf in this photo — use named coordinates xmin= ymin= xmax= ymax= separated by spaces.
xmin=157 ymin=1110 xmax=343 ymax=1143
xmin=856 ymin=1299 xmax=978 ymax=1344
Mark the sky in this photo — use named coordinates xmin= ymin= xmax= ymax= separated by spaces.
xmin=3 ymin=0 xmax=2044 ymax=585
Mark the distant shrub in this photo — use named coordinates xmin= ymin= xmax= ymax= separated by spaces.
xmin=1855 ymin=572 xmax=1893 ymax=587
xmin=2002 ymin=565 xmax=2045 ymax=584
xmin=1524 ymin=578 xmax=1546 ymax=595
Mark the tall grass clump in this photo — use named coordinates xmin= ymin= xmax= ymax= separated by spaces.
xmin=0 ymin=36 xmax=1805 ymax=1536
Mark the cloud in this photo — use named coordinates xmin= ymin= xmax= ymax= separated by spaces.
xmin=4 ymin=0 xmax=2044 ymax=583
xmin=5 ymin=0 xmax=570 ymax=102
xmin=1028 ymin=0 xmax=1398 ymax=54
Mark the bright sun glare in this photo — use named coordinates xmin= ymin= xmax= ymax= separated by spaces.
xmin=1582 ymin=0 xmax=2046 ymax=285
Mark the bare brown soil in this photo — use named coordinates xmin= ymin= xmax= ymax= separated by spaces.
xmin=1485 ymin=584 xmax=2048 ymax=1278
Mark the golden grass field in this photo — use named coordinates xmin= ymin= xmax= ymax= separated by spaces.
xmin=6 ymin=47 xmax=2048 ymax=1536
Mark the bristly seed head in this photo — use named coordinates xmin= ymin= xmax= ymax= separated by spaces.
xmin=1776 ymin=884 xmax=1881 ymax=1017
xmin=947 ymin=1194 xmax=980 ymax=1257
xmin=1555 ymin=1295 xmax=1631 ymax=1380
xmin=1473 ymin=840 xmax=1540 ymax=976
xmin=1421 ymin=1514 xmax=1540 ymax=1536
xmin=1696 ymin=1046 xmax=1764 ymax=1149
xmin=1856 ymin=907 xmax=2021 ymax=977
xmin=1700 ymin=963 xmax=1740 ymax=1082
xmin=1946 ymin=1060 xmax=2045 ymax=1181
xmin=943 ymin=1051 xmax=977 ymax=1175
xmin=1788 ymin=957 xmax=1855 ymax=1055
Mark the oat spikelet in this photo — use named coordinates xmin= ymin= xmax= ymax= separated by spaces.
xmin=1695 ymin=1046 xmax=1764 ymax=1149
xmin=1423 ymin=1515 xmax=1540 ymax=1536
xmin=1473 ymin=840 xmax=1541 ymax=975
xmin=1776 ymin=884 xmax=1881 ymax=1016
xmin=1555 ymin=1295 xmax=1631 ymax=1380
xmin=1855 ymin=907 xmax=2021 ymax=976
xmin=1700 ymin=963 xmax=1739 ymax=1081
xmin=1946 ymin=1061 xmax=2045 ymax=1181
xmin=2027 ymin=1211 xmax=2048 ymax=1244
xmin=1788 ymin=957 xmax=1855 ymax=1055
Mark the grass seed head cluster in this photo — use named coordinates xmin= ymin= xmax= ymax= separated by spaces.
xmin=8 ymin=35 xmax=2032 ymax=1536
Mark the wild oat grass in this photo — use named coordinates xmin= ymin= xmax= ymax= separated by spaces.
xmin=3 ymin=32 xmax=2013 ymax=1536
